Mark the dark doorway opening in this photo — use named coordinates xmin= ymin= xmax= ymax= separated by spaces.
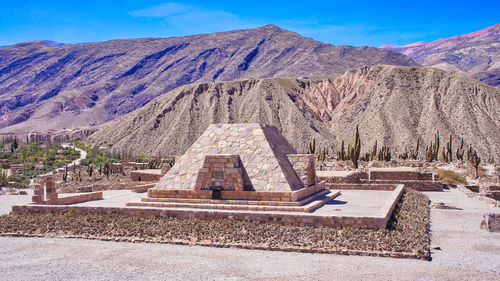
xmin=212 ymin=188 xmax=222 ymax=200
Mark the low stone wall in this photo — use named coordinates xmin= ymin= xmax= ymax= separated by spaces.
xmin=319 ymin=169 xmax=442 ymax=191
xmin=368 ymin=170 xmax=435 ymax=181
xmin=132 ymin=183 xmax=156 ymax=193
xmin=318 ymin=171 xmax=367 ymax=184
xmin=11 ymin=203 xmax=389 ymax=230
xmin=325 ymin=183 xmax=396 ymax=191
xmin=130 ymin=169 xmax=165 ymax=182
xmin=55 ymin=192 xmax=103 ymax=205
xmin=366 ymin=180 xmax=443 ymax=191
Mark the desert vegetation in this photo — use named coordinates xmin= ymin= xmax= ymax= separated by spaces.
xmin=0 ymin=136 xmax=80 ymax=188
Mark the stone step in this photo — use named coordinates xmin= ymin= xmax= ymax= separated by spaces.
xmin=126 ymin=191 xmax=340 ymax=213
xmin=140 ymin=189 xmax=330 ymax=206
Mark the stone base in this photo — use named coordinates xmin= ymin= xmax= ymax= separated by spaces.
xmin=148 ymin=182 xmax=325 ymax=202
xmin=127 ymin=190 xmax=338 ymax=212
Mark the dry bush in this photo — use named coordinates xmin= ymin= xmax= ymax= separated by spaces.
xmin=435 ymin=169 xmax=467 ymax=185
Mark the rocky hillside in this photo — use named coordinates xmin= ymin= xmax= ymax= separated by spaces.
xmin=0 ymin=25 xmax=416 ymax=133
xmin=89 ymin=65 xmax=500 ymax=160
xmin=381 ymin=24 xmax=500 ymax=88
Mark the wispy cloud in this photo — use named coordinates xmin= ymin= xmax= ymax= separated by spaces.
xmin=129 ymin=2 xmax=193 ymax=18
xmin=128 ymin=2 xmax=434 ymax=47
xmin=129 ymin=2 xmax=259 ymax=35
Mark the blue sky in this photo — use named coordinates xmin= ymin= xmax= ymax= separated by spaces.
xmin=0 ymin=0 xmax=498 ymax=47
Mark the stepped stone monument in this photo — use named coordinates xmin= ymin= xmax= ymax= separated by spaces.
xmin=145 ymin=123 xmax=325 ymax=203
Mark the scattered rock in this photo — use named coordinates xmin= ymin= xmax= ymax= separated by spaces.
xmin=480 ymin=213 xmax=500 ymax=232
xmin=430 ymin=202 xmax=463 ymax=210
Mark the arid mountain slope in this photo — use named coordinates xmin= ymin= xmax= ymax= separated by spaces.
xmin=89 ymin=65 xmax=500 ymax=160
xmin=381 ymin=24 xmax=500 ymax=88
xmin=0 ymin=25 xmax=416 ymax=133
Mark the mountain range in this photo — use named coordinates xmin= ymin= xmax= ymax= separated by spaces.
xmin=0 ymin=25 xmax=415 ymax=133
xmin=0 ymin=24 xmax=499 ymax=159
xmin=89 ymin=65 xmax=500 ymax=160
xmin=381 ymin=24 xmax=500 ymax=88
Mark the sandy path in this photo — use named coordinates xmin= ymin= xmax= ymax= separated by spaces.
xmin=0 ymin=189 xmax=499 ymax=280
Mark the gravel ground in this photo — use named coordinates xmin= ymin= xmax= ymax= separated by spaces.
xmin=0 ymin=189 xmax=498 ymax=280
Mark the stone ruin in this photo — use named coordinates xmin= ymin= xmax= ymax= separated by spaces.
xmin=32 ymin=174 xmax=102 ymax=205
xmin=133 ymin=123 xmax=328 ymax=210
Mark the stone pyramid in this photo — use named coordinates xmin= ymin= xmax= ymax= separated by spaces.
xmin=154 ymin=123 xmax=312 ymax=193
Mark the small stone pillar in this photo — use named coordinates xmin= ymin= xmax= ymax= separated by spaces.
xmin=32 ymin=183 xmax=45 ymax=204
xmin=45 ymin=175 xmax=58 ymax=203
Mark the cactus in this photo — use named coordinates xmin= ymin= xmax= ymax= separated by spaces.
xmin=409 ymin=139 xmax=419 ymax=160
xmin=400 ymin=147 xmax=408 ymax=160
xmin=466 ymin=145 xmax=474 ymax=162
xmin=88 ymin=163 xmax=93 ymax=177
xmin=370 ymin=140 xmax=377 ymax=161
xmin=308 ymin=138 xmax=316 ymax=154
xmin=337 ymin=140 xmax=346 ymax=161
xmin=445 ymin=134 xmax=453 ymax=163
xmin=349 ymin=125 xmax=361 ymax=169
xmin=472 ymin=151 xmax=481 ymax=179
xmin=62 ymin=164 xmax=68 ymax=182
xmin=378 ymin=146 xmax=391 ymax=162
xmin=425 ymin=131 xmax=440 ymax=162
xmin=456 ymin=138 xmax=464 ymax=161
xmin=321 ymin=147 xmax=326 ymax=162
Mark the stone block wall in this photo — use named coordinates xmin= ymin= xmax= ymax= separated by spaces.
xmin=130 ymin=170 xmax=165 ymax=182
xmin=55 ymin=192 xmax=103 ymax=205
xmin=194 ymin=154 xmax=247 ymax=191
xmin=369 ymin=170 xmax=434 ymax=181
xmin=147 ymin=182 xmax=325 ymax=202
xmin=286 ymin=154 xmax=317 ymax=187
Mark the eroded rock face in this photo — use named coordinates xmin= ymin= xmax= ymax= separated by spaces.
xmin=89 ymin=65 xmax=500 ymax=160
xmin=0 ymin=25 xmax=416 ymax=133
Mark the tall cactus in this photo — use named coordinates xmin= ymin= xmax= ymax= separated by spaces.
xmin=378 ymin=146 xmax=391 ymax=162
xmin=445 ymin=134 xmax=453 ymax=163
xmin=62 ymin=164 xmax=68 ymax=182
xmin=349 ymin=125 xmax=361 ymax=169
xmin=308 ymin=138 xmax=316 ymax=155
xmin=370 ymin=140 xmax=377 ymax=161
xmin=400 ymin=147 xmax=409 ymax=160
xmin=409 ymin=139 xmax=419 ymax=160
xmin=88 ymin=163 xmax=93 ymax=177
xmin=337 ymin=140 xmax=346 ymax=161
xmin=456 ymin=138 xmax=464 ymax=161
xmin=426 ymin=131 xmax=440 ymax=162
xmin=472 ymin=151 xmax=481 ymax=179
xmin=466 ymin=145 xmax=474 ymax=162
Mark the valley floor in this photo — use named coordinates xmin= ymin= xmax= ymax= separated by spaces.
xmin=0 ymin=189 xmax=499 ymax=280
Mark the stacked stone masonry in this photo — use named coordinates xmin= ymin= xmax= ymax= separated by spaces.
xmin=32 ymin=174 xmax=103 ymax=205
xmin=319 ymin=169 xmax=442 ymax=191
xmin=149 ymin=124 xmax=325 ymax=203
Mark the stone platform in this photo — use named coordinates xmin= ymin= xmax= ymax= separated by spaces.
xmin=11 ymin=185 xmax=404 ymax=230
